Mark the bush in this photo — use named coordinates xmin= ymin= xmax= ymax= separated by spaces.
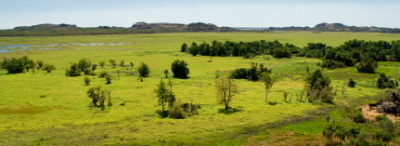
xmin=1 ymin=56 xmax=36 ymax=74
xmin=98 ymin=71 xmax=108 ymax=78
xmin=348 ymin=79 xmax=356 ymax=87
xmin=99 ymin=61 xmax=105 ymax=68
xmin=105 ymin=75 xmax=112 ymax=84
xmin=230 ymin=63 xmax=271 ymax=81
xmin=42 ymin=64 xmax=56 ymax=73
xmin=84 ymin=76 xmax=91 ymax=86
xmin=168 ymin=102 xmax=185 ymax=119
xmin=138 ymin=62 xmax=150 ymax=77
xmin=356 ymin=57 xmax=378 ymax=73
xmin=305 ymin=69 xmax=334 ymax=103
xmin=65 ymin=63 xmax=81 ymax=77
xmin=171 ymin=60 xmax=190 ymax=79
xmin=377 ymin=74 xmax=396 ymax=89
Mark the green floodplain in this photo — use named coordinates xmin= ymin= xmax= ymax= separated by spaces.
xmin=0 ymin=32 xmax=400 ymax=145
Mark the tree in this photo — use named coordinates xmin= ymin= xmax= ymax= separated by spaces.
xmin=1 ymin=56 xmax=36 ymax=74
xmin=260 ymin=72 xmax=274 ymax=102
xmin=215 ymin=77 xmax=238 ymax=110
xmin=78 ymin=58 xmax=92 ymax=75
xmin=42 ymin=64 xmax=56 ymax=73
xmin=154 ymin=79 xmax=175 ymax=113
xmin=87 ymin=86 xmax=112 ymax=107
xmin=84 ymin=76 xmax=91 ymax=86
xmin=99 ymin=61 xmax=105 ymax=68
xmin=138 ymin=62 xmax=150 ymax=77
xmin=180 ymin=43 xmax=188 ymax=52
xmin=356 ymin=57 xmax=378 ymax=73
xmin=109 ymin=59 xmax=117 ymax=68
xmin=164 ymin=69 xmax=169 ymax=78
xmin=171 ymin=60 xmax=189 ymax=79
xmin=65 ymin=62 xmax=81 ymax=76
xmin=305 ymin=69 xmax=334 ymax=103
xmin=37 ymin=60 xmax=44 ymax=70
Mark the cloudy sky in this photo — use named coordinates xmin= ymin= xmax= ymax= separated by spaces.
xmin=1 ymin=0 xmax=399 ymax=29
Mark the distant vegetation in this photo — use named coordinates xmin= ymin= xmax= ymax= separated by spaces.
xmin=1 ymin=22 xmax=400 ymax=37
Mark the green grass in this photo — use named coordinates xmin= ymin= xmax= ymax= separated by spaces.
xmin=0 ymin=32 xmax=399 ymax=145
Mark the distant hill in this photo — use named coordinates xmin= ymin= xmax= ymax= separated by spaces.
xmin=0 ymin=22 xmax=399 ymax=36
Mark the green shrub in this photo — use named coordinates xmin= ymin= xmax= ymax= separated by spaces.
xmin=84 ymin=76 xmax=91 ymax=86
xmin=42 ymin=64 xmax=56 ymax=73
xmin=348 ymin=79 xmax=356 ymax=87
xmin=168 ymin=102 xmax=185 ymax=119
xmin=1 ymin=56 xmax=36 ymax=74
xmin=98 ymin=71 xmax=108 ymax=78
xmin=356 ymin=57 xmax=378 ymax=73
xmin=65 ymin=63 xmax=81 ymax=77
xmin=99 ymin=61 xmax=105 ymax=68
xmin=171 ymin=60 xmax=189 ymax=79
xmin=105 ymin=75 xmax=112 ymax=84
xmin=138 ymin=62 xmax=150 ymax=77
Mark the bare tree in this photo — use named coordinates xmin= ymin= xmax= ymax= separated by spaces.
xmin=260 ymin=72 xmax=275 ymax=102
xmin=215 ymin=77 xmax=238 ymax=110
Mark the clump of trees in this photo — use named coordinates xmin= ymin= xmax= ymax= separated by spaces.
xmin=230 ymin=63 xmax=271 ymax=81
xmin=154 ymin=79 xmax=176 ymax=118
xmin=181 ymin=40 xmax=296 ymax=59
xmin=305 ymin=69 xmax=334 ymax=103
xmin=377 ymin=74 xmax=397 ymax=89
xmin=87 ymin=86 xmax=112 ymax=107
xmin=1 ymin=56 xmax=37 ymax=74
xmin=66 ymin=58 xmax=97 ymax=77
xmin=356 ymin=57 xmax=378 ymax=73
xmin=171 ymin=60 xmax=189 ymax=79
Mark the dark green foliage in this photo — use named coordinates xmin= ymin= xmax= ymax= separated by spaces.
xmin=348 ymin=79 xmax=356 ymax=87
xmin=168 ymin=102 xmax=185 ymax=119
xmin=356 ymin=57 xmax=378 ymax=73
xmin=164 ymin=69 xmax=169 ymax=78
xmin=65 ymin=63 xmax=81 ymax=77
xmin=389 ymin=40 xmax=400 ymax=61
xmin=180 ymin=43 xmax=188 ymax=52
xmin=1 ymin=56 xmax=36 ymax=74
xmin=305 ymin=69 xmax=334 ymax=103
xmin=351 ymin=109 xmax=367 ymax=123
xmin=171 ymin=60 xmax=189 ymax=79
xmin=84 ymin=76 xmax=91 ymax=86
xmin=377 ymin=74 xmax=396 ymax=89
xmin=78 ymin=58 xmax=92 ymax=75
xmin=137 ymin=62 xmax=150 ymax=77
xmin=87 ymin=86 xmax=112 ymax=107
xmin=42 ymin=64 xmax=56 ymax=73
xmin=182 ymin=40 xmax=293 ymax=58
xmin=105 ymin=75 xmax=112 ymax=84
xmin=230 ymin=63 xmax=271 ymax=81
xmin=98 ymin=71 xmax=108 ymax=78
xmin=320 ymin=59 xmax=346 ymax=69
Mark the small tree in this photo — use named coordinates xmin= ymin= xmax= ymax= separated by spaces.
xmin=348 ymin=79 xmax=356 ymax=87
xmin=84 ymin=76 xmax=91 ymax=86
xmin=119 ymin=60 xmax=124 ymax=66
xmin=66 ymin=63 xmax=81 ymax=77
xmin=105 ymin=75 xmax=112 ymax=84
xmin=356 ymin=57 xmax=378 ymax=73
xmin=109 ymin=59 xmax=117 ymax=68
xmin=215 ymin=77 xmax=238 ymax=110
xmin=180 ymin=43 xmax=188 ymax=52
xmin=78 ymin=58 xmax=92 ymax=75
xmin=42 ymin=64 xmax=56 ymax=73
xmin=164 ymin=69 xmax=169 ymax=78
xmin=171 ymin=60 xmax=190 ymax=79
xmin=99 ymin=61 xmax=105 ymax=68
xmin=138 ymin=62 xmax=150 ymax=77
xmin=305 ymin=69 xmax=334 ymax=103
xmin=154 ymin=79 xmax=175 ymax=113
xmin=87 ymin=86 xmax=112 ymax=107
xmin=260 ymin=72 xmax=274 ymax=102
xmin=37 ymin=60 xmax=44 ymax=70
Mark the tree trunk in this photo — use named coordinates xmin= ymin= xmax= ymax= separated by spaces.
xmin=265 ymin=90 xmax=269 ymax=102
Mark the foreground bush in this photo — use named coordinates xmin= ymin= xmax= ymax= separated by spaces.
xmin=1 ymin=56 xmax=36 ymax=74
xmin=171 ymin=60 xmax=189 ymax=79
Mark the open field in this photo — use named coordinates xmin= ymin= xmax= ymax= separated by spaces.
xmin=0 ymin=32 xmax=399 ymax=145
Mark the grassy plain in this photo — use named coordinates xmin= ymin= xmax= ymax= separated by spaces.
xmin=0 ymin=32 xmax=399 ymax=145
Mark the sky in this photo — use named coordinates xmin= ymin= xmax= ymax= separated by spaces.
xmin=1 ymin=0 xmax=400 ymax=29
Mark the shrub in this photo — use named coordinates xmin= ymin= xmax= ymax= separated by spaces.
xmin=37 ymin=60 xmax=44 ymax=70
xmin=87 ymin=86 xmax=112 ymax=107
xmin=138 ymin=62 xmax=150 ymax=77
xmin=65 ymin=63 xmax=81 ymax=77
xmin=1 ymin=56 xmax=36 ymax=74
xmin=99 ymin=61 xmax=105 ymax=68
xmin=171 ymin=60 xmax=189 ymax=79
xmin=78 ymin=58 xmax=92 ymax=75
xmin=377 ymin=74 xmax=396 ymax=89
xmin=168 ymin=101 xmax=185 ymax=119
xmin=109 ymin=59 xmax=117 ymax=68
xmin=348 ymin=79 xmax=356 ymax=87
xmin=42 ymin=64 xmax=56 ymax=73
xmin=98 ymin=71 xmax=108 ymax=78
xmin=305 ymin=69 xmax=334 ymax=103
xmin=84 ymin=76 xmax=91 ymax=86
xmin=105 ymin=75 xmax=112 ymax=84
xmin=230 ymin=63 xmax=271 ymax=81
xmin=356 ymin=57 xmax=378 ymax=73
xmin=119 ymin=60 xmax=124 ymax=67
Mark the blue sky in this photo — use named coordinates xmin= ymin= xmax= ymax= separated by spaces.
xmin=1 ymin=0 xmax=400 ymax=29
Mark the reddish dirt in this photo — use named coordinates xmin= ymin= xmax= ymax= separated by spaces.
xmin=357 ymin=104 xmax=400 ymax=122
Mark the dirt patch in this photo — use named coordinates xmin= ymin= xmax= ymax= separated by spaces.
xmin=358 ymin=104 xmax=400 ymax=122
xmin=0 ymin=106 xmax=54 ymax=115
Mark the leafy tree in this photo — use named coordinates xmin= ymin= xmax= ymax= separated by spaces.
xmin=305 ymin=69 xmax=334 ymax=103
xmin=348 ymin=79 xmax=356 ymax=87
xmin=105 ymin=75 xmax=112 ymax=84
xmin=78 ymin=58 xmax=92 ymax=75
xmin=356 ymin=57 xmax=378 ymax=73
xmin=1 ymin=56 xmax=36 ymax=74
xmin=171 ymin=60 xmax=189 ymax=79
xmin=137 ymin=62 xmax=150 ymax=77
xmin=215 ymin=77 xmax=238 ymax=110
xmin=84 ymin=76 xmax=91 ymax=86
xmin=260 ymin=72 xmax=275 ymax=102
xmin=377 ymin=74 xmax=396 ymax=89
xmin=119 ymin=60 xmax=124 ymax=66
xmin=87 ymin=86 xmax=112 ymax=107
xmin=164 ymin=69 xmax=169 ymax=78
xmin=189 ymin=42 xmax=199 ymax=56
xmin=180 ymin=43 xmax=188 ymax=52
xmin=65 ymin=63 xmax=81 ymax=76
xmin=37 ymin=60 xmax=44 ymax=70
xmin=42 ymin=64 xmax=56 ymax=73
xmin=99 ymin=61 xmax=105 ymax=68
xmin=273 ymin=47 xmax=292 ymax=58
xmin=109 ymin=59 xmax=117 ymax=68
xmin=389 ymin=40 xmax=400 ymax=61
xmin=154 ymin=79 xmax=175 ymax=113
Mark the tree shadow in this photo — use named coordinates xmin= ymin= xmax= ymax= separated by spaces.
xmin=218 ymin=107 xmax=243 ymax=115
xmin=156 ymin=110 xmax=169 ymax=118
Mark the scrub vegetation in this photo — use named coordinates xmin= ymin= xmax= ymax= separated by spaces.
xmin=0 ymin=32 xmax=399 ymax=145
